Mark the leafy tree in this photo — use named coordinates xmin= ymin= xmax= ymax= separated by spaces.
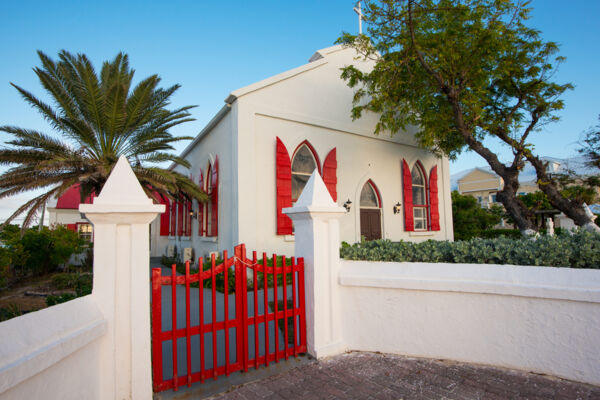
xmin=451 ymin=191 xmax=501 ymax=240
xmin=579 ymin=115 xmax=600 ymax=169
xmin=0 ymin=51 xmax=207 ymax=228
xmin=337 ymin=0 xmax=597 ymax=233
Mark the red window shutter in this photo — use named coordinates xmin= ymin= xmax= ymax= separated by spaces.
xmin=66 ymin=224 xmax=77 ymax=232
xmin=322 ymin=148 xmax=337 ymax=202
xmin=210 ymin=157 xmax=219 ymax=237
xmin=170 ymin=201 xmax=176 ymax=236
xmin=198 ymin=168 xmax=204 ymax=236
xmin=159 ymin=196 xmax=170 ymax=236
xmin=402 ymin=159 xmax=414 ymax=231
xmin=177 ymin=201 xmax=183 ymax=236
xmin=185 ymin=199 xmax=192 ymax=236
xmin=429 ymin=165 xmax=440 ymax=231
xmin=276 ymin=137 xmax=293 ymax=235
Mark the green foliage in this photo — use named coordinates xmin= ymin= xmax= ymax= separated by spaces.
xmin=0 ymin=303 xmax=22 ymax=322
xmin=579 ymin=115 xmax=600 ymax=169
xmin=4 ymin=226 xmax=84 ymax=277
xmin=0 ymin=50 xmax=207 ymax=229
xmin=340 ymin=230 xmax=600 ymax=269
xmin=451 ymin=191 xmax=501 ymax=240
xmin=475 ymin=229 xmax=521 ymax=240
xmin=46 ymin=293 xmax=77 ymax=306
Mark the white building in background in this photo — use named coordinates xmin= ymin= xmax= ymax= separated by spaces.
xmin=50 ymin=45 xmax=455 ymax=260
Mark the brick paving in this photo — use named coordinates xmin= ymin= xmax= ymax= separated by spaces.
xmin=207 ymin=352 xmax=600 ymax=400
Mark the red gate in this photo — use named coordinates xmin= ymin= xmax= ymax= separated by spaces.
xmin=151 ymin=244 xmax=307 ymax=392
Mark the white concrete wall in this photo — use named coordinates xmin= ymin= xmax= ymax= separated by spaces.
xmin=169 ymin=107 xmax=236 ymax=259
xmin=338 ymin=260 xmax=600 ymax=386
xmin=0 ymin=296 xmax=106 ymax=400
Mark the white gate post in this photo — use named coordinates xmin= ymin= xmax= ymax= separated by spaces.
xmin=80 ymin=156 xmax=164 ymax=399
xmin=284 ymin=171 xmax=346 ymax=359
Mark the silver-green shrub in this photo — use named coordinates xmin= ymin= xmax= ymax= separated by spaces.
xmin=340 ymin=231 xmax=600 ymax=269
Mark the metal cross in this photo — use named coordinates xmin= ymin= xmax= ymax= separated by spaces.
xmin=353 ymin=1 xmax=364 ymax=34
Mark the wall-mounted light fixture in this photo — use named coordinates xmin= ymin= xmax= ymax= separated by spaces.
xmin=189 ymin=210 xmax=198 ymax=219
xmin=343 ymin=199 xmax=352 ymax=212
xmin=393 ymin=202 xmax=402 ymax=214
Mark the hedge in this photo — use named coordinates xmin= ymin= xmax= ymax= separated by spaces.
xmin=340 ymin=230 xmax=600 ymax=269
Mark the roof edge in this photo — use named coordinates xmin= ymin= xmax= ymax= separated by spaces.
xmin=225 ymin=57 xmax=328 ymax=104
xmin=170 ymin=105 xmax=231 ymax=169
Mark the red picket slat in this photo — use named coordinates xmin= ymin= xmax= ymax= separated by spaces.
xmin=223 ymin=250 xmax=230 ymax=376
xmin=282 ymin=256 xmax=289 ymax=360
xmin=171 ymin=264 xmax=178 ymax=391
xmin=272 ymin=253 xmax=279 ymax=363
xmin=241 ymin=244 xmax=249 ymax=373
xmin=291 ymin=257 xmax=298 ymax=356
xmin=262 ymin=253 xmax=270 ymax=367
xmin=151 ymin=243 xmax=307 ymax=393
xmin=252 ymin=250 xmax=258 ymax=369
xmin=198 ymin=257 xmax=205 ymax=383
xmin=151 ymin=268 xmax=163 ymax=392
xmin=185 ymin=261 xmax=191 ymax=387
xmin=211 ymin=254 xmax=217 ymax=380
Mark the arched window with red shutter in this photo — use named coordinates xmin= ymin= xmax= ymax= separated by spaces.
xmin=429 ymin=165 xmax=440 ymax=231
xmin=402 ymin=159 xmax=414 ymax=231
xmin=276 ymin=137 xmax=293 ymax=235
xmin=210 ymin=157 xmax=219 ymax=237
xmin=291 ymin=140 xmax=321 ymax=202
xmin=411 ymin=162 xmax=428 ymax=231
xmin=322 ymin=148 xmax=337 ymax=201
xmin=198 ymin=168 xmax=204 ymax=236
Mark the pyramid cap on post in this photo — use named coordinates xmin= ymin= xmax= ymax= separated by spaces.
xmin=79 ymin=155 xmax=164 ymax=216
xmin=283 ymin=170 xmax=346 ymax=216
xmin=92 ymin=155 xmax=152 ymax=206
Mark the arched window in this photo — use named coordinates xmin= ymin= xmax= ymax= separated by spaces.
xmin=291 ymin=142 xmax=319 ymax=201
xmin=205 ymin=163 xmax=213 ymax=235
xmin=411 ymin=164 xmax=428 ymax=230
xmin=360 ymin=180 xmax=382 ymax=240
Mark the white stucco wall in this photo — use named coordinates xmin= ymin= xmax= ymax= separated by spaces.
xmin=338 ymin=260 xmax=600 ymax=386
xmin=0 ymin=296 xmax=106 ymax=400
xmin=167 ymin=106 xmax=236 ymax=259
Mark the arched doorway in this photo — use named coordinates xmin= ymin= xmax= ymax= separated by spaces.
xmin=360 ymin=180 xmax=382 ymax=240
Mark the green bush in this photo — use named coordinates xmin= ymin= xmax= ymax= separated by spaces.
xmin=476 ymin=229 xmax=521 ymax=239
xmin=0 ymin=225 xmax=84 ymax=279
xmin=340 ymin=230 xmax=600 ymax=269
xmin=46 ymin=293 xmax=77 ymax=306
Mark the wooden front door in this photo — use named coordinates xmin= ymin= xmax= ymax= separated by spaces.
xmin=360 ymin=209 xmax=382 ymax=241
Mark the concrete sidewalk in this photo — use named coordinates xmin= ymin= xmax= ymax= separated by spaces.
xmin=206 ymin=352 xmax=600 ymax=400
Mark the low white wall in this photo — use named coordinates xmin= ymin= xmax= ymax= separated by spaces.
xmin=339 ymin=260 xmax=600 ymax=386
xmin=0 ymin=296 xmax=106 ymax=399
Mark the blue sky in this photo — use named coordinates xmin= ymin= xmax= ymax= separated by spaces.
xmin=1 ymin=0 xmax=599 ymax=222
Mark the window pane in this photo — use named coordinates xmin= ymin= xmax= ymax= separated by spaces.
xmin=411 ymin=166 xmax=424 ymax=185
xmin=413 ymin=187 xmax=425 ymax=205
xmin=292 ymin=145 xmax=316 ymax=174
xmin=414 ymin=208 xmax=423 ymax=218
xmin=292 ymin=173 xmax=310 ymax=200
xmin=360 ymin=183 xmax=378 ymax=207
xmin=415 ymin=219 xmax=424 ymax=230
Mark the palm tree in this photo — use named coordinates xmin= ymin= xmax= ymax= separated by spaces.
xmin=0 ymin=50 xmax=206 ymax=228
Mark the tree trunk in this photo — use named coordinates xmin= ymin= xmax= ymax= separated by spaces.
xmin=525 ymin=154 xmax=600 ymax=232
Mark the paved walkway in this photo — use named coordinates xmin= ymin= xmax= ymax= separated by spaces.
xmin=207 ymin=352 xmax=600 ymax=400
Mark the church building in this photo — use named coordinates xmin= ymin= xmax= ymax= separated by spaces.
xmin=150 ymin=45 xmax=454 ymax=260
xmin=48 ymin=45 xmax=454 ymax=261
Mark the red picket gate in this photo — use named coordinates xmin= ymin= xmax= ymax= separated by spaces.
xmin=151 ymin=244 xmax=307 ymax=392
